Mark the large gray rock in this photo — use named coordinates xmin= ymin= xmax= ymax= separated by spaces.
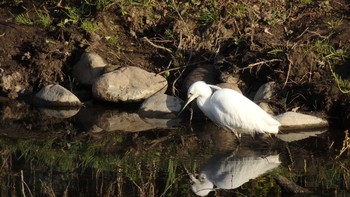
xmin=92 ymin=66 xmax=167 ymax=102
xmin=34 ymin=84 xmax=82 ymax=107
xmin=276 ymin=112 xmax=328 ymax=131
xmin=139 ymin=93 xmax=183 ymax=118
xmin=139 ymin=93 xmax=183 ymax=128
xmin=72 ymin=52 xmax=107 ymax=85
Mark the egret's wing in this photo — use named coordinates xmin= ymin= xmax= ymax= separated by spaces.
xmin=207 ymin=84 xmax=222 ymax=90
xmin=209 ymin=89 xmax=280 ymax=133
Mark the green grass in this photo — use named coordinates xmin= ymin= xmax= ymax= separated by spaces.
xmin=15 ymin=12 xmax=33 ymax=25
xmin=34 ymin=6 xmax=52 ymax=29
xmin=305 ymin=35 xmax=349 ymax=93
xmin=81 ymin=20 xmax=101 ymax=33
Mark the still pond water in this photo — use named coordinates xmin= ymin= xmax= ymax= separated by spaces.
xmin=0 ymin=102 xmax=349 ymax=196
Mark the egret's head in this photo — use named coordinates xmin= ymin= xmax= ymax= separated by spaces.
xmin=190 ymin=173 xmax=214 ymax=196
xmin=178 ymin=81 xmax=210 ymax=115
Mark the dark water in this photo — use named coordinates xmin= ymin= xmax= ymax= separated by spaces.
xmin=0 ymin=102 xmax=349 ymax=197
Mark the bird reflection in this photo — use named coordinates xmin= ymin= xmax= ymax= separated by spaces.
xmin=187 ymin=150 xmax=281 ymax=196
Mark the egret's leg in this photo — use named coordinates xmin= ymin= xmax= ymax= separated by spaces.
xmin=233 ymin=131 xmax=241 ymax=144
xmin=189 ymin=108 xmax=193 ymax=124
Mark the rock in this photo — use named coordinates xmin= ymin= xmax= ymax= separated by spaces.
xmin=276 ymin=112 xmax=328 ymax=131
xmin=181 ymin=64 xmax=219 ymax=94
xmin=139 ymin=93 xmax=184 ymax=118
xmin=72 ymin=52 xmax=107 ymax=85
xmin=34 ymin=84 xmax=82 ymax=107
xmin=92 ymin=66 xmax=167 ymax=103
xmin=219 ymin=72 xmax=240 ymax=84
xmin=258 ymin=102 xmax=274 ymax=115
xmin=254 ymin=82 xmax=275 ymax=102
xmin=216 ymin=82 xmax=242 ymax=94
xmin=139 ymin=93 xmax=183 ymax=128
xmin=254 ymin=82 xmax=276 ymax=115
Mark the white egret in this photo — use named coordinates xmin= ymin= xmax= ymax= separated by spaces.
xmin=179 ymin=81 xmax=281 ymax=142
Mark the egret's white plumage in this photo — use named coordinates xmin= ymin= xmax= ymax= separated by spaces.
xmin=180 ymin=81 xmax=280 ymax=141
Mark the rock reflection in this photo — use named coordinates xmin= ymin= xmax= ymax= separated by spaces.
xmin=188 ymin=149 xmax=281 ymax=196
xmin=38 ymin=107 xmax=81 ymax=118
xmin=276 ymin=129 xmax=327 ymax=142
xmin=76 ymin=106 xmax=181 ymax=133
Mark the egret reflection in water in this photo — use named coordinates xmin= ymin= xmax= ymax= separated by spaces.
xmin=188 ymin=151 xmax=281 ymax=196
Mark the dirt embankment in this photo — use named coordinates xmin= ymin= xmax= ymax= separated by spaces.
xmin=0 ymin=0 xmax=349 ymax=127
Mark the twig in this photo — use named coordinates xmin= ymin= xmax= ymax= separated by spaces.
xmin=142 ymin=37 xmax=172 ymax=53
xmin=21 ymin=170 xmax=26 ymax=197
xmin=283 ymin=54 xmax=293 ymax=88
xmin=21 ymin=170 xmax=34 ymax=197
xmin=157 ymin=64 xmax=192 ymax=75
xmin=295 ymin=27 xmax=309 ymax=40
xmin=247 ymin=59 xmax=282 ymax=68
xmin=240 ymin=59 xmax=282 ymax=72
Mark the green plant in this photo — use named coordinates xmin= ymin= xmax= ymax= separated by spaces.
xmin=200 ymin=7 xmax=217 ymax=26
xmin=164 ymin=29 xmax=176 ymax=39
xmin=305 ymin=35 xmax=349 ymax=93
xmin=299 ymin=0 xmax=313 ymax=4
xmin=81 ymin=20 xmax=101 ymax=33
xmin=336 ymin=130 xmax=350 ymax=159
xmin=264 ymin=9 xmax=286 ymax=26
xmin=106 ymin=34 xmax=120 ymax=49
xmin=34 ymin=6 xmax=52 ymax=28
xmin=84 ymin=0 xmax=113 ymax=10
xmin=326 ymin=18 xmax=343 ymax=29
xmin=228 ymin=2 xmax=247 ymax=18
xmin=15 ymin=12 xmax=33 ymax=25
xmin=268 ymin=47 xmax=285 ymax=55
xmin=61 ymin=6 xmax=80 ymax=26
xmin=329 ymin=66 xmax=350 ymax=94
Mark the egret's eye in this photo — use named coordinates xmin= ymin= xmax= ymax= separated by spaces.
xmin=199 ymin=175 xmax=206 ymax=181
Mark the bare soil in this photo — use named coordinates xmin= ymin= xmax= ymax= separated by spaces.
xmin=0 ymin=0 xmax=349 ymax=127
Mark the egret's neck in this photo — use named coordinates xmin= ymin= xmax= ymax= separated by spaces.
xmin=196 ymin=88 xmax=212 ymax=110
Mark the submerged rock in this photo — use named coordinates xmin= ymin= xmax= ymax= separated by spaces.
xmin=72 ymin=52 xmax=107 ymax=86
xmin=92 ymin=66 xmax=167 ymax=103
xmin=34 ymin=84 xmax=82 ymax=107
xmin=276 ymin=111 xmax=328 ymax=131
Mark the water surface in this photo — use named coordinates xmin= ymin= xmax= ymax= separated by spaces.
xmin=0 ymin=102 xmax=349 ymax=196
